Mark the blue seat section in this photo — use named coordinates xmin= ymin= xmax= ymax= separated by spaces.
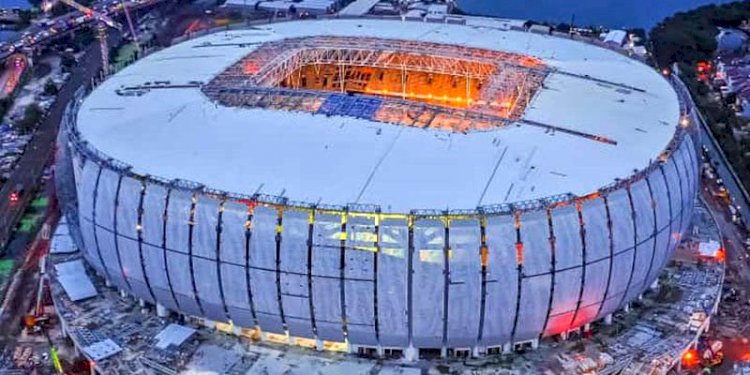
xmin=316 ymin=94 xmax=382 ymax=120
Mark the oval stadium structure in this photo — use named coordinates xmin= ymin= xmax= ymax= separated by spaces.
xmin=56 ymin=18 xmax=698 ymax=354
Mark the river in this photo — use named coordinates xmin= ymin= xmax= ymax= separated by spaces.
xmin=458 ymin=0 xmax=739 ymax=29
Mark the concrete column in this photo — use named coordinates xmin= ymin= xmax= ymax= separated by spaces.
xmin=472 ymin=346 xmax=482 ymax=357
xmin=138 ymin=299 xmax=146 ymax=308
xmin=604 ymin=314 xmax=613 ymax=325
xmin=156 ymin=303 xmax=169 ymax=318
xmin=377 ymin=345 xmax=384 ymax=357
xmin=316 ymin=339 xmax=324 ymax=351
xmin=404 ymin=345 xmax=418 ymax=362
xmin=502 ymin=343 xmax=512 ymax=353
xmin=623 ymin=304 xmax=630 ymax=313
xmin=560 ymin=331 xmax=568 ymax=341
xmin=651 ymin=279 xmax=660 ymax=290
xmin=530 ymin=339 xmax=539 ymax=350
xmin=119 ymin=289 xmax=127 ymax=298
xmin=440 ymin=347 xmax=447 ymax=358
xmin=584 ymin=323 xmax=591 ymax=332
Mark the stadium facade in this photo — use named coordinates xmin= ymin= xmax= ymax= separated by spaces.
xmin=56 ymin=18 xmax=698 ymax=356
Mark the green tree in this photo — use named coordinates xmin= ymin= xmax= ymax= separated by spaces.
xmin=43 ymin=80 xmax=58 ymax=96
xmin=16 ymin=104 xmax=43 ymax=134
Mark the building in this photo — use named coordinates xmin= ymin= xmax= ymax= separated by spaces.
xmin=56 ymin=18 xmax=697 ymax=358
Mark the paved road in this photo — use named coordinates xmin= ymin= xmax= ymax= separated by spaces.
xmin=672 ymin=77 xmax=750 ymax=231
xmin=0 ymin=38 xmax=103 ymax=252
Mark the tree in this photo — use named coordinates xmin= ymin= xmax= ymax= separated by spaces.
xmin=60 ymin=53 xmax=76 ymax=72
xmin=44 ymin=80 xmax=58 ymax=96
xmin=0 ymin=98 xmax=13 ymax=121
xmin=16 ymin=104 xmax=43 ymax=134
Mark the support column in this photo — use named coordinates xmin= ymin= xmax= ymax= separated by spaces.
xmin=440 ymin=347 xmax=447 ymax=358
xmin=502 ymin=343 xmax=512 ymax=353
xmin=530 ymin=339 xmax=539 ymax=350
xmin=404 ymin=345 xmax=418 ymax=362
xmin=156 ymin=303 xmax=169 ymax=318
xmin=604 ymin=314 xmax=613 ymax=325
xmin=623 ymin=304 xmax=630 ymax=313
xmin=119 ymin=289 xmax=127 ymax=299
xmin=316 ymin=339 xmax=324 ymax=351
xmin=138 ymin=299 xmax=146 ymax=308
xmin=560 ymin=331 xmax=568 ymax=341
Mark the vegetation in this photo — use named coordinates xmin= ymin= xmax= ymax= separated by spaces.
xmin=16 ymin=104 xmax=43 ymax=134
xmin=44 ymin=80 xmax=58 ymax=96
xmin=0 ymin=98 xmax=13 ymax=122
xmin=650 ymin=2 xmax=750 ymax=186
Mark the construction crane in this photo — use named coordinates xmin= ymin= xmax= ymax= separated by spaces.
xmin=57 ymin=0 xmax=140 ymax=76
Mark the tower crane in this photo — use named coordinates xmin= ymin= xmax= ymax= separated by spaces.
xmin=57 ymin=0 xmax=140 ymax=76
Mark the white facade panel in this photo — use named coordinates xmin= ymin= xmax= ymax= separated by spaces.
xmin=344 ymin=214 xmax=377 ymax=345
xmin=219 ymin=201 xmax=249 ymax=266
xmin=482 ymin=214 xmax=517 ymax=346
xmin=166 ymin=251 xmax=202 ymax=316
xmin=165 ymin=190 xmax=192 ymax=254
xmin=280 ymin=209 xmax=313 ymax=338
xmin=376 ymin=217 xmax=409 ymax=347
xmin=446 ymin=218 xmax=481 ymax=347
xmin=78 ymin=161 xmax=104 ymax=274
xmin=312 ymin=212 xmax=344 ymax=341
xmin=411 ymin=218 xmax=445 ymax=348
xmin=545 ymin=267 xmax=581 ymax=335
xmin=95 ymin=169 xmax=128 ymax=290
xmin=116 ymin=177 xmax=150 ymax=300
xmin=193 ymin=197 xmax=221 ymax=259
xmin=574 ymin=198 xmax=610 ymax=327
xmin=516 ymin=275 xmax=551 ymax=342
xmin=626 ymin=180 xmax=655 ymax=302
xmin=248 ymin=205 xmax=283 ymax=333
xmin=220 ymin=264 xmax=255 ymax=327
xmin=193 ymin=257 xmax=226 ymax=321
xmin=141 ymin=184 xmax=177 ymax=309
xmin=515 ymin=211 xmax=551 ymax=341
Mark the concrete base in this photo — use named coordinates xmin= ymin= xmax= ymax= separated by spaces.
xmin=119 ymin=289 xmax=127 ymax=298
xmin=156 ymin=303 xmax=169 ymax=318
xmin=472 ymin=346 xmax=482 ymax=357
xmin=530 ymin=339 xmax=539 ymax=350
xmin=560 ymin=330 xmax=568 ymax=341
xmin=605 ymin=314 xmax=613 ymax=325
xmin=502 ymin=343 xmax=512 ymax=353
xmin=404 ymin=346 xmax=418 ymax=362
xmin=584 ymin=323 xmax=591 ymax=332
xmin=650 ymin=279 xmax=660 ymax=290
xmin=316 ymin=339 xmax=324 ymax=351
xmin=623 ymin=304 xmax=631 ymax=313
xmin=138 ymin=298 xmax=146 ymax=308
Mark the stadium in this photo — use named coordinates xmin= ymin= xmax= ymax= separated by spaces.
xmin=56 ymin=18 xmax=697 ymax=357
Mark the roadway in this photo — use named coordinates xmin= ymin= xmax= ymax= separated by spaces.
xmin=0 ymin=37 xmax=103 ymax=252
xmin=673 ymin=76 xmax=750 ymax=233
xmin=0 ymin=0 xmax=166 ymax=63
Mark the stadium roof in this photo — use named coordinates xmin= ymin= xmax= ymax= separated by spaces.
xmin=76 ymin=18 xmax=680 ymax=212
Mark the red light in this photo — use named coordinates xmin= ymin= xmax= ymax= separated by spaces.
xmin=9 ymin=192 xmax=18 ymax=203
xmin=682 ymin=349 xmax=700 ymax=368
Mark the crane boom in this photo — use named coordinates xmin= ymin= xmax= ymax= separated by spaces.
xmin=58 ymin=0 xmax=122 ymax=30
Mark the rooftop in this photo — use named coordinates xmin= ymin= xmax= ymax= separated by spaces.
xmin=76 ymin=18 xmax=681 ymax=212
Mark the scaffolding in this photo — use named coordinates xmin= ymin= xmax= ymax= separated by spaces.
xmin=203 ymin=35 xmax=552 ymax=133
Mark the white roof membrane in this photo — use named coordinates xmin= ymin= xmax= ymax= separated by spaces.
xmin=77 ymin=18 xmax=680 ymax=212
